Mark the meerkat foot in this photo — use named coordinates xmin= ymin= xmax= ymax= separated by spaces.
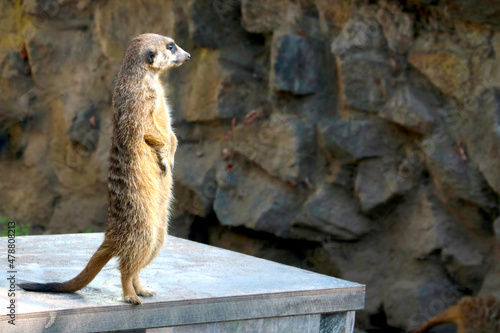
xmin=124 ymin=295 xmax=142 ymax=305
xmin=132 ymin=273 xmax=156 ymax=297
xmin=137 ymin=288 xmax=156 ymax=297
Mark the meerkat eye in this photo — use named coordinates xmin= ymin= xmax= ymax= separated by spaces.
xmin=146 ymin=50 xmax=156 ymax=64
xmin=167 ymin=43 xmax=176 ymax=52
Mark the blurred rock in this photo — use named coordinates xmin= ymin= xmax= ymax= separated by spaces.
xmin=95 ymin=0 xmax=175 ymax=61
xmin=441 ymin=244 xmax=491 ymax=294
xmin=319 ymin=118 xmax=405 ymax=162
xmin=384 ymin=275 xmax=463 ymax=331
xmin=0 ymin=50 xmax=33 ymax=133
xmin=190 ymin=0 xmax=248 ymax=49
xmin=271 ymin=33 xmax=326 ymax=95
xmin=48 ymin=193 xmax=108 ymax=233
xmin=26 ymin=27 xmax=101 ymax=99
xmin=394 ymin=186 xmax=456 ymax=258
xmin=0 ymin=161 xmax=56 ymax=227
xmin=459 ymin=88 xmax=500 ymax=195
xmin=241 ymin=0 xmax=297 ymax=33
xmin=214 ymin=166 xmax=301 ymax=238
xmin=355 ymin=157 xmax=414 ymax=214
xmin=173 ymin=142 xmax=222 ymax=217
xmin=423 ymin=132 xmax=499 ymax=218
xmin=331 ymin=15 xmax=398 ymax=112
xmin=479 ymin=246 xmax=500 ymax=300
xmin=69 ymin=105 xmax=100 ymax=152
xmin=495 ymin=217 xmax=500 ymax=241
xmin=376 ymin=3 xmax=414 ymax=54
xmin=444 ymin=0 xmax=500 ymax=29
xmin=0 ymin=50 xmax=33 ymax=102
xmin=386 ymin=185 xmax=492 ymax=297
xmin=331 ymin=14 xmax=386 ymax=54
xmin=379 ymin=80 xmax=442 ymax=134
xmin=331 ymin=162 xmax=357 ymax=191
xmin=292 ymin=184 xmax=373 ymax=241
xmin=314 ymin=0 xmax=351 ymax=34
xmin=336 ymin=52 xmax=397 ymax=112
xmin=231 ymin=115 xmax=315 ymax=181
xmin=408 ymin=52 xmax=470 ymax=101
xmin=169 ymin=213 xmax=195 ymax=239
xmin=182 ymin=49 xmax=265 ymax=121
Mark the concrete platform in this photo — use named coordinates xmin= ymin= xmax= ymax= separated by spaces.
xmin=0 ymin=233 xmax=365 ymax=332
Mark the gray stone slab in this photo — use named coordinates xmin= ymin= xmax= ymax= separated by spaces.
xmin=320 ymin=311 xmax=356 ymax=333
xmin=0 ymin=233 xmax=364 ymax=332
xmin=148 ymin=314 xmax=322 ymax=333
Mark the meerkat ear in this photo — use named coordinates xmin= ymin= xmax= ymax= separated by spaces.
xmin=146 ymin=50 xmax=156 ymax=64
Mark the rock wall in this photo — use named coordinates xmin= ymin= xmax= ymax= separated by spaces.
xmin=2 ymin=0 xmax=500 ymax=331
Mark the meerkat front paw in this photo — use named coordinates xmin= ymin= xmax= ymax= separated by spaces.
xmin=158 ymin=157 xmax=169 ymax=176
xmin=124 ymin=295 xmax=142 ymax=305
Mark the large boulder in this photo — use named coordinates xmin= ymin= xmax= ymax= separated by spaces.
xmin=0 ymin=50 xmax=33 ymax=133
xmin=391 ymin=186 xmax=456 ymax=258
xmin=331 ymin=14 xmax=398 ymax=112
xmin=213 ymin=166 xmax=302 ymax=238
xmin=178 ymin=49 xmax=265 ymax=122
xmin=408 ymin=51 xmax=470 ymax=102
xmin=173 ymin=142 xmax=222 ymax=217
xmin=231 ymin=115 xmax=315 ymax=181
xmin=379 ymin=79 xmax=443 ymax=135
xmin=95 ymin=0 xmax=175 ymax=61
xmin=384 ymin=274 xmax=464 ymax=331
xmin=355 ymin=157 xmax=415 ymax=214
xmin=241 ymin=0 xmax=298 ymax=33
xmin=319 ymin=118 xmax=405 ymax=162
xmin=331 ymin=14 xmax=386 ymax=54
xmin=190 ymin=0 xmax=248 ymax=49
xmin=271 ymin=33 xmax=326 ymax=95
xmin=423 ymin=132 xmax=499 ymax=219
xmin=68 ymin=105 xmax=101 ymax=153
xmin=26 ymin=26 xmax=107 ymax=118
xmin=0 ymin=161 xmax=56 ymax=228
xmin=375 ymin=3 xmax=414 ymax=54
xmin=393 ymin=186 xmax=493 ymax=290
xmin=292 ymin=184 xmax=373 ymax=241
xmin=459 ymin=88 xmax=500 ymax=195
xmin=479 ymin=246 xmax=500 ymax=300
xmin=443 ymin=0 xmax=500 ymax=30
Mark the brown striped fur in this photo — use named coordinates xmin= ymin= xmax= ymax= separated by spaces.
xmin=415 ymin=296 xmax=500 ymax=333
xmin=18 ymin=34 xmax=191 ymax=305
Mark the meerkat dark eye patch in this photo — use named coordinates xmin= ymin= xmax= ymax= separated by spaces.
xmin=167 ymin=43 xmax=176 ymax=52
xmin=146 ymin=50 xmax=156 ymax=64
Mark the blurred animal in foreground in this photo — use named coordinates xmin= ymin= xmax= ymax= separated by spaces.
xmin=415 ymin=296 xmax=500 ymax=333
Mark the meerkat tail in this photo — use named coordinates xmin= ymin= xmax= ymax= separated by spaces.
xmin=414 ymin=306 xmax=461 ymax=333
xmin=17 ymin=241 xmax=114 ymax=293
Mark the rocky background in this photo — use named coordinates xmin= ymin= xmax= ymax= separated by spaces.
xmin=2 ymin=0 xmax=500 ymax=331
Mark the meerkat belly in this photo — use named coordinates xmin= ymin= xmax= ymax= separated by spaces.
xmin=134 ymin=146 xmax=169 ymax=224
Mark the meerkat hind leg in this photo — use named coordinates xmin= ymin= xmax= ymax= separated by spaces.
xmin=132 ymin=243 xmax=162 ymax=297
xmin=121 ymin=272 xmax=142 ymax=305
xmin=133 ymin=272 xmax=155 ymax=297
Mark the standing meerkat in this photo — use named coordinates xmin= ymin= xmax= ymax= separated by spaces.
xmin=414 ymin=296 xmax=500 ymax=333
xmin=18 ymin=33 xmax=191 ymax=305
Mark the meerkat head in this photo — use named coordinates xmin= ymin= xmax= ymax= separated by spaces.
xmin=127 ymin=33 xmax=191 ymax=73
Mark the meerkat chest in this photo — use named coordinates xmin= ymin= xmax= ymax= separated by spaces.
xmin=151 ymin=85 xmax=172 ymax=132
xmin=154 ymin=98 xmax=172 ymax=132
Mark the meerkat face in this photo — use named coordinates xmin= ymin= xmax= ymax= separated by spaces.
xmin=142 ymin=35 xmax=191 ymax=72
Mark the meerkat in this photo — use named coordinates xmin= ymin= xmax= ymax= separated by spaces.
xmin=17 ymin=33 xmax=191 ymax=305
xmin=414 ymin=296 xmax=500 ymax=333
